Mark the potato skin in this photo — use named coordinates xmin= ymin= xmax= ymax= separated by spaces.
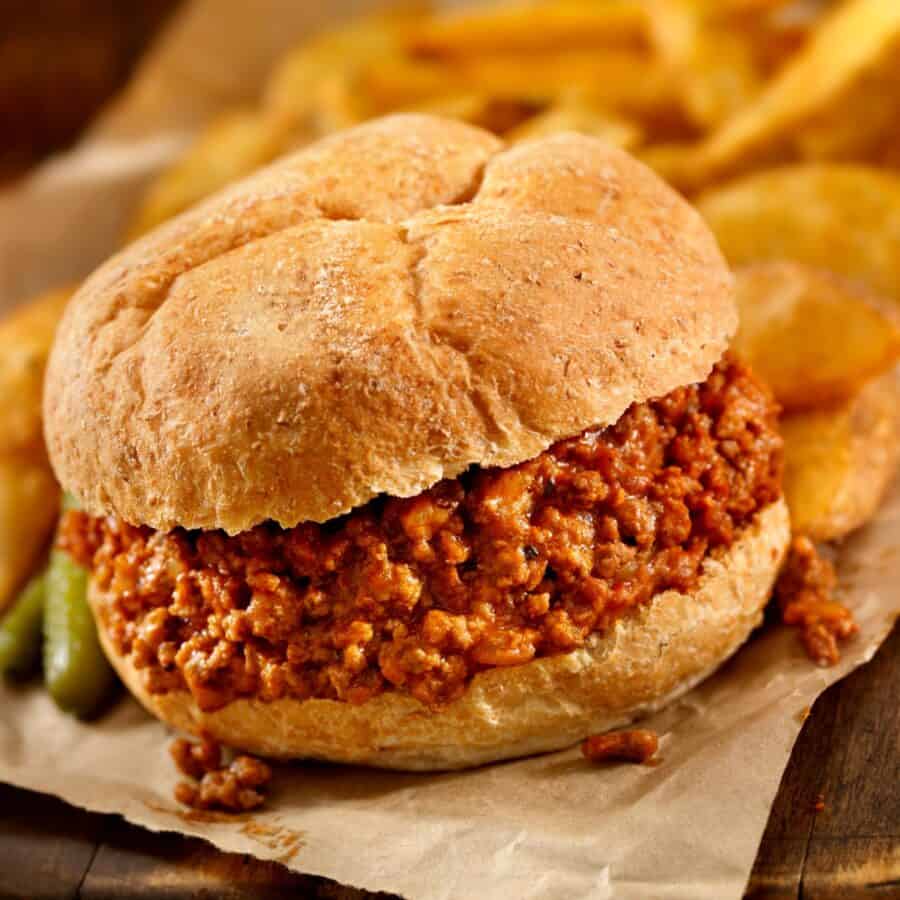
xmin=782 ymin=369 xmax=900 ymax=541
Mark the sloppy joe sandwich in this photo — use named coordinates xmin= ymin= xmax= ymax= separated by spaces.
xmin=44 ymin=114 xmax=789 ymax=770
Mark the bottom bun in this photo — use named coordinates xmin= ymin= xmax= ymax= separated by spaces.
xmin=91 ymin=497 xmax=790 ymax=771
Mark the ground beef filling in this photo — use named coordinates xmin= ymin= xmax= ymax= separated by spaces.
xmin=60 ymin=355 xmax=782 ymax=711
xmin=170 ymin=736 xmax=272 ymax=812
xmin=581 ymin=729 xmax=660 ymax=765
xmin=775 ymin=536 xmax=858 ymax=666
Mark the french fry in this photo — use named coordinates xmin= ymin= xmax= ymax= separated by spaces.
xmin=461 ymin=50 xmax=674 ymax=113
xmin=698 ymin=165 xmax=900 ymax=303
xmin=733 ymin=262 xmax=900 ymax=411
xmin=782 ymin=370 xmax=900 ymax=542
xmin=357 ymin=56 xmax=459 ymax=112
xmin=359 ymin=50 xmax=676 ymax=117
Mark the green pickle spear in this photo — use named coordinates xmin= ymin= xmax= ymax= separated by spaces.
xmin=0 ymin=572 xmax=46 ymax=678
xmin=43 ymin=548 xmax=116 ymax=718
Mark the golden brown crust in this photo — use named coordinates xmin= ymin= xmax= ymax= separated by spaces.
xmin=45 ymin=115 xmax=734 ymax=533
xmin=91 ymin=498 xmax=789 ymax=770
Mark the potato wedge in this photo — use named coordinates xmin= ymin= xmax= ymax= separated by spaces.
xmin=781 ymin=370 xmax=900 ymax=542
xmin=733 ymin=262 xmax=900 ymax=411
xmin=0 ymin=455 xmax=60 ymax=614
xmin=0 ymin=286 xmax=73 ymax=457
xmin=698 ymin=165 xmax=900 ymax=303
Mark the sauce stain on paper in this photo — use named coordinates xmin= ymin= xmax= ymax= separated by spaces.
xmin=240 ymin=820 xmax=306 ymax=864
xmin=143 ymin=801 xmax=306 ymax=863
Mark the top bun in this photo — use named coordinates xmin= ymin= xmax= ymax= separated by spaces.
xmin=45 ymin=114 xmax=735 ymax=534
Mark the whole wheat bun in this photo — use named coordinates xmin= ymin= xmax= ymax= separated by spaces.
xmin=45 ymin=114 xmax=735 ymax=534
xmin=90 ymin=498 xmax=789 ymax=770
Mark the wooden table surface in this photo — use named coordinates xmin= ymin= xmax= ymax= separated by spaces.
xmin=1 ymin=621 xmax=897 ymax=900
xmin=2 ymin=3 xmax=899 ymax=898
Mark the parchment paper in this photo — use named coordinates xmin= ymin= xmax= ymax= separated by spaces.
xmin=0 ymin=2 xmax=897 ymax=898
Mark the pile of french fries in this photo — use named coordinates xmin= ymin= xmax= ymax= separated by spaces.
xmin=2 ymin=0 xmax=900 ymax=698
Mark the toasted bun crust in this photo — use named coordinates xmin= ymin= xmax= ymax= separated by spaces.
xmin=90 ymin=498 xmax=789 ymax=770
xmin=46 ymin=114 xmax=734 ymax=533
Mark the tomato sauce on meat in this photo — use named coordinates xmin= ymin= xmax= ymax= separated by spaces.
xmin=60 ymin=355 xmax=782 ymax=710
xmin=775 ymin=535 xmax=858 ymax=666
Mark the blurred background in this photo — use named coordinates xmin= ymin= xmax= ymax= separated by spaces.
xmin=0 ymin=1 xmax=180 ymax=182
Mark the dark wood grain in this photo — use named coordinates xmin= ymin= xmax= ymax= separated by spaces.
xmin=803 ymin=840 xmax=900 ymax=900
xmin=0 ymin=784 xmax=103 ymax=900
xmin=81 ymin=826 xmax=369 ymax=900
xmin=743 ymin=664 xmax=841 ymax=900
xmin=810 ymin=626 xmax=900 ymax=844
xmin=745 ymin=622 xmax=900 ymax=899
